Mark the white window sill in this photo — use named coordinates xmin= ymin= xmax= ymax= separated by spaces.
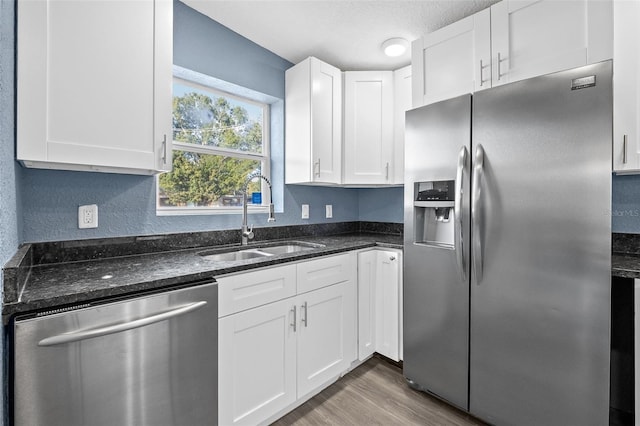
xmin=156 ymin=205 xmax=270 ymax=216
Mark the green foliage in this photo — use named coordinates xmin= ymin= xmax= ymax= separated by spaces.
xmin=159 ymin=92 xmax=264 ymax=207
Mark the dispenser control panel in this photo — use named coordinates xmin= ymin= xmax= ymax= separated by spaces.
xmin=415 ymin=180 xmax=454 ymax=202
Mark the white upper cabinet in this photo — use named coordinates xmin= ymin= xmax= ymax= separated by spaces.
xmin=412 ymin=0 xmax=612 ymax=108
xmin=393 ymin=65 xmax=412 ymax=185
xmin=285 ymin=57 xmax=343 ymax=184
xmin=490 ymin=0 xmax=612 ymax=87
xmin=343 ymin=71 xmax=394 ymax=185
xmin=17 ymin=0 xmax=172 ymax=175
xmin=613 ymin=0 xmax=640 ymax=173
xmin=412 ymin=8 xmax=491 ymax=108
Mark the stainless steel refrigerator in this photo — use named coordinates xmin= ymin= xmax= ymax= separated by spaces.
xmin=403 ymin=61 xmax=612 ymax=426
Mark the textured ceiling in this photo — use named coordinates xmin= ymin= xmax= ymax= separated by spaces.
xmin=181 ymin=0 xmax=499 ymax=71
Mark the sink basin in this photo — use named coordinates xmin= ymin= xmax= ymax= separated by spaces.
xmin=198 ymin=241 xmax=325 ymax=262
xmin=199 ymin=249 xmax=271 ymax=262
xmin=257 ymin=243 xmax=321 ymax=255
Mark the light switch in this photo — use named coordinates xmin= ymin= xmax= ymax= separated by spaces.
xmin=301 ymin=204 xmax=310 ymax=219
xmin=325 ymin=204 xmax=333 ymax=218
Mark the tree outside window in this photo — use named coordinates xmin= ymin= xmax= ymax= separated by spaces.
xmin=158 ymin=79 xmax=270 ymax=212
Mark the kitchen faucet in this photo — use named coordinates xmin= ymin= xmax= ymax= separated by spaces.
xmin=241 ymin=173 xmax=275 ymax=245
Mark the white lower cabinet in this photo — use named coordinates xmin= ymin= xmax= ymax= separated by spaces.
xmin=218 ymin=253 xmax=357 ymax=426
xmin=218 ymin=298 xmax=297 ymax=426
xmin=357 ymin=248 xmax=403 ymax=362
xmin=297 ymin=282 xmax=355 ymax=397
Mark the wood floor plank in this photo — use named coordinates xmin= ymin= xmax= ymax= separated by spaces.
xmin=271 ymin=356 xmax=486 ymax=426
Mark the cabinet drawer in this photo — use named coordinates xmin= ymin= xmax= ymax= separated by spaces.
xmin=217 ymin=264 xmax=297 ymax=317
xmin=297 ymin=252 xmax=356 ymax=294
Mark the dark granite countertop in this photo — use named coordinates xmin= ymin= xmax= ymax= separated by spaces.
xmin=612 ymin=233 xmax=640 ymax=279
xmin=612 ymin=253 xmax=640 ymax=279
xmin=8 ymin=226 xmax=637 ymax=322
xmin=2 ymin=223 xmax=402 ymax=321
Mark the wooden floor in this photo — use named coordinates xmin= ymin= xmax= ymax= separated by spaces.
xmin=271 ymin=356 xmax=486 ymax=426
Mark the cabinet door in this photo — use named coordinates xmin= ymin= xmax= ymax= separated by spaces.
xmin=357 ymin=250 xmax=378 ymax=360
xmin=285 ymin=57 xmax=342 ymax=184
xmin=375 ymin=251 xmax=401 ymax=362
xmin=296 ymin=281 xmax=356 ymax=398
xmin=412 ymin=8 xmax=490 ymax=108
xmin=392 ymin=65 xmax=412 ymax=185
xmin=217 ymin=264 xmax=297 ymax=317
xmin=297 ymin=252 xmax=356 ymax=294
xmin=491 ymin=0 xmax=612 ymax=87
xmin=17 ymin=0 xmax=172 ymax=175
xmin=219 ymin=298 xmax=297 ymax=426
xmin=311 ymin=59 xmax=343 ymax=183
xmin=613 ymin=0 xmax=640 ymax=173
xmin=343 ymin=71 xmax=394 ymax=185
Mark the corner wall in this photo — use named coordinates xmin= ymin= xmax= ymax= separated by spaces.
xmin=1 ymin=1 xmax=18 ymax=424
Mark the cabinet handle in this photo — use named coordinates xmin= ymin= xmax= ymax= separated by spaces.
xmin=623 ymin=135 xmax=628 ymax=164
xmin=302 ymin=302 xmax=308 ymax=327
xmin=314 ymin=159 xmax=321 ymax=178
xmin=291 ymin=305 xmax=297 ymax=332
xmin=479 ymin=60 xmax=484 ymax=87
xmin=385 ymin=162 xmax=389 ymax=180
xmin=162 ymin=134 xmax=168 ymax=164
xmin=497 ymin=52 xmax=502 ymax=81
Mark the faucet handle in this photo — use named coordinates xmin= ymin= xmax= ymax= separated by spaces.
xmin=243 ymin=225 xmax=254 ymax=240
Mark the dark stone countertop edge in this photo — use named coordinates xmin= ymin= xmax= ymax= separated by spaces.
xmin=612 ymin=253 xmax=640 ymax=279
xmin=2 ymin=234 xmax=402 ymax=322
xmin=612 ymin=233 xmax=640 ymax=279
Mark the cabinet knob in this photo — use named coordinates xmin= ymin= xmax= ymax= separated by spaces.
xmin=389 ymin=255 xmax=396 ymax=261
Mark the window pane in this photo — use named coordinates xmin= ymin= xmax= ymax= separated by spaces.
xmin=173 ymin=82 xmax=263 ymax=154
xmin=158 ymin=150 xmax=263 ymax=207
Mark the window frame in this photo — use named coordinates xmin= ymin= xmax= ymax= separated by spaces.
xmin=157 ymin=76 xmax=271 ymax=216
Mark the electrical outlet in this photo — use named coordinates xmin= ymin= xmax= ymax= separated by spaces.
xmin=301 ymin=204 xmax=310 ymax=219
xmin=78 ymin=204 xmax=98 ymax=229
xmin=325 ymin=204 xmax=333 ymax=218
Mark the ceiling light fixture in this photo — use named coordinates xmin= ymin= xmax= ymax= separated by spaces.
xmin=382 ymin=38 xmax=409 ymax=57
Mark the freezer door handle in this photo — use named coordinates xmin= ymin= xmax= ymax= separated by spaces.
xmin=472 ymin=144 xmax=484 ymax=283
xmin=455 ymin=146 xmax=468 ymax=282
xmin=37 ymin=301 xmax=208 ymax=346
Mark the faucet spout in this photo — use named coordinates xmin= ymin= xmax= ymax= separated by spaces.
xmin=241 ymin=173 xmax=275 ymax=245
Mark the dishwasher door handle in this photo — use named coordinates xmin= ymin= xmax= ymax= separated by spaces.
xmin=38 ymin=301 xmax=208 ymax=346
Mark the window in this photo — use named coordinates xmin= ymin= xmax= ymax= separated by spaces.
xmin=157 ymin=77 xmax=270 ymax=214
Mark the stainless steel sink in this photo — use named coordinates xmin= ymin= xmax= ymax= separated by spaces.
xmin=199 ymin=249 xmax=271 ymax=262
xmin=198 ymin=241 xmax=324 ymax=262
xmin=256 ymin=243 xmax=321 ymax=255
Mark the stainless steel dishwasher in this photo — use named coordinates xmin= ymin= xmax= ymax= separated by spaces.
xmin=11 ymin=280 xmax=218 ymax=426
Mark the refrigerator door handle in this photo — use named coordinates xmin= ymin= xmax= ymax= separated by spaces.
xmin=455 ymin=146 xmax=468 ymax=282
xmin=472 ymin=144 xmax=484 ymax=283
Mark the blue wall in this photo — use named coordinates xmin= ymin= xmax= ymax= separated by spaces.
xmin=359 ymin=187 xmax=404 ymax=223
xmin=612 ymin=174 xmax=640 ymax=233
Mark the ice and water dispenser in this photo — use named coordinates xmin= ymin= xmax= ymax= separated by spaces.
xmin=413 ymin=180 xmax=455 ymax=248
